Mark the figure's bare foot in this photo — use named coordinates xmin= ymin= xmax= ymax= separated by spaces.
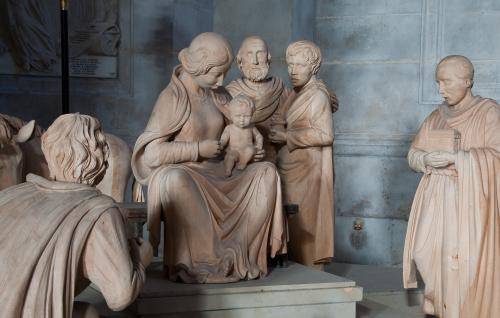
xmin=222 ymin=255 xmax=234 ymax=275
xmin=225 ymin=169 xmax=232 ymax=177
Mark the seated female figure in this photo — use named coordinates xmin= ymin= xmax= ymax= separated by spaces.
xmin=131 ymin=32 xmax=286 ymax=283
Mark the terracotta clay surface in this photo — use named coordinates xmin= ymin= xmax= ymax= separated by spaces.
xmin=96 ymin=133 xmax=132 ymax=202
xmin=0 ymin=114 xmax=45 ymax=191
xmin=226 ymin=36 xmax=289 ymax=163
xmin=403 ymin=55 xmax=500 ymax=318
xmin=220 ymin=95 xmax=264 ymax=176
xmin=0 ymin=113 xmax=131 ymax=202
xmin=270 ymin=40 xmax=338 ymax=269
xmin=0 ymin=113 xmax=152 ymax=318
xmin=131 ymin=32 xmax=287 ymax=283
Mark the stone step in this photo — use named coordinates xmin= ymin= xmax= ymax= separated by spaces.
xmin=129 ymin=262 xmax=362 ymax=317
xmin=325 ymin=262 xmax=426 ymax=317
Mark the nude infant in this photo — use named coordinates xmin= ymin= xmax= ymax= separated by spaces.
xmin=220 ymin=95 xmax=263 ymax=176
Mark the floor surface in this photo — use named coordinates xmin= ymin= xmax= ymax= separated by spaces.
xmin=326 ymin=263 xmax=426 ymax=317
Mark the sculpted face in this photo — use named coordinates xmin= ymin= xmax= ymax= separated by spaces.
xmin=194 ymin=65 xmax=228 ymax=89
xmin=179 ymin=33 xmax=233 ymax=89
xmin=287 ymin=53 xmax=314 ymax=88
xmin=435 ymin=62 xmax=472 ymax=106
xmin=230 ymin=103 xmax=253 ymax=128
xmin=239 ymin=38 xmax=270 ymax=82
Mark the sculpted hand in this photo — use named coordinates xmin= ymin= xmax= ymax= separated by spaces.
xmin=269 ymin=129 xmax=287 ymax=143
xmin=440 ymin=151 xmax=456 ymax=164
xmin=253 ymin=147 xmax=265 ymax=162
xmin=130 ymin=237 xmax=154 ymax=268
xmin=199 ymin=140 xmax=222 ymax=158
xmin=424 ymin=151 xmax=456 ymax=168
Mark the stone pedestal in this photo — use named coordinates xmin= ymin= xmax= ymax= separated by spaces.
xmin=129 ymin=262 xmax=362 ymax=318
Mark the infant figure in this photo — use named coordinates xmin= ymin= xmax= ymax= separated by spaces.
xmin=220 ymin=95 xmax=263 ymax=176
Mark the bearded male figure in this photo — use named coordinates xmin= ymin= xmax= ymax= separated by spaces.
xmin=0 ymin=114 xmax=153 ymax=318
xmin=226 ymin=36 xmax=289 ymax=162
xmin=403 ymin=55 xmax=500 ymax=317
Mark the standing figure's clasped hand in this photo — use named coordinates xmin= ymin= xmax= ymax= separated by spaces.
xmin=423 ymin=151 xmax=456 ymax=168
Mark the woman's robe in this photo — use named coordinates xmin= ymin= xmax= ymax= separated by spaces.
xmin=131 ymin=66 xmax=287 ymax=283
xmin=403 ymin=96 xmax=500 ymax=317
xmin=277 ymin=78 xmax=337 ymax=267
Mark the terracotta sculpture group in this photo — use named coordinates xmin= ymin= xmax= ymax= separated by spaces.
xmin=226 ymin=36 xmax=338 ymax=270
xmin=0 ymin=30 xmax=498 ymax=318
xmin=131 ymin=32 xmax=287 ymax=283
xmin=129 ymin=32 xmax=338 ymax=282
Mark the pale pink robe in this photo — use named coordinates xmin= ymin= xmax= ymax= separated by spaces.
xmin=404 ymin=96 xmax=500 ymax=317
xmin=277 ymin=77 xmax=338 ymax=267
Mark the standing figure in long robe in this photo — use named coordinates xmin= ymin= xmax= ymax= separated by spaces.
xmin=403 ymin=55 xmax=500 ymax=318
xmin=270 ymin=41 xmax=338 ymax=269
xmin=0 ymin=114 xmax=153 ymax=318
xmin=226 ymin=36 xmax=289 ymax=163
xmin=131 ymin=33 xmax=287 ymax=284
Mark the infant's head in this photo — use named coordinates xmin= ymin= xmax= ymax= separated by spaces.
xmin=228 ymin=95 xmax=255 ymax=128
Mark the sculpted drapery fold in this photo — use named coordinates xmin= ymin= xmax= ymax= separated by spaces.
xmin=132 ymin=64 xmax=287 ymax=283
xmin=0 ymin=174 xmax=146 ymax=318
xmin=131 ymin=66 xmax=195 ymax=185
xmin=278 ymin=78 xmax=335 ymax=266
xmin=403 ymin=97 xmax=500 ymax=317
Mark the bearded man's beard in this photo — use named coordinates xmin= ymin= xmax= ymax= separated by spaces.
xmin=241 ymin=63 xmax=269 ymax=82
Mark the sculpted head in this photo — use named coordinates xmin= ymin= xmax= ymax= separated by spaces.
xmin=435 ymin=55 xmax=474 ymax=106
xmin=237 ymin=36 xmax=271 ymax=82
xmin=41 ymin=113 xmax=109 ymax=186
xmin=229 ymin=95 xmax=255 ymax=128
xmin=178 ymin=32 xmax=233 ymax=89
xmin=286 ymin=40 xmax=322 ymax=88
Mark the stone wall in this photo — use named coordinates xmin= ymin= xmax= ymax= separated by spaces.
xmin=214 ymin=0 xmax=500 ymax=265
xmin=0 ymin=0 xmax=213 ymax=146
xmin=317 ymin=0 xmax=500 ymax=265
xmin=213 ymin=0 xmax=316 ymax=84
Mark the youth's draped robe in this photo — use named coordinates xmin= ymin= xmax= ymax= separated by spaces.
xmin=403 ymin=96 xmax=500 ymax=318
xmin=132 ymin=66 xmax=287 ymax=283
xmin=277 ymin=78 xmax=337 ymax=266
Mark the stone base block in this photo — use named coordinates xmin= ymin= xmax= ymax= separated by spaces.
xmin=130 ymin=262 xmax=363 ymax=318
